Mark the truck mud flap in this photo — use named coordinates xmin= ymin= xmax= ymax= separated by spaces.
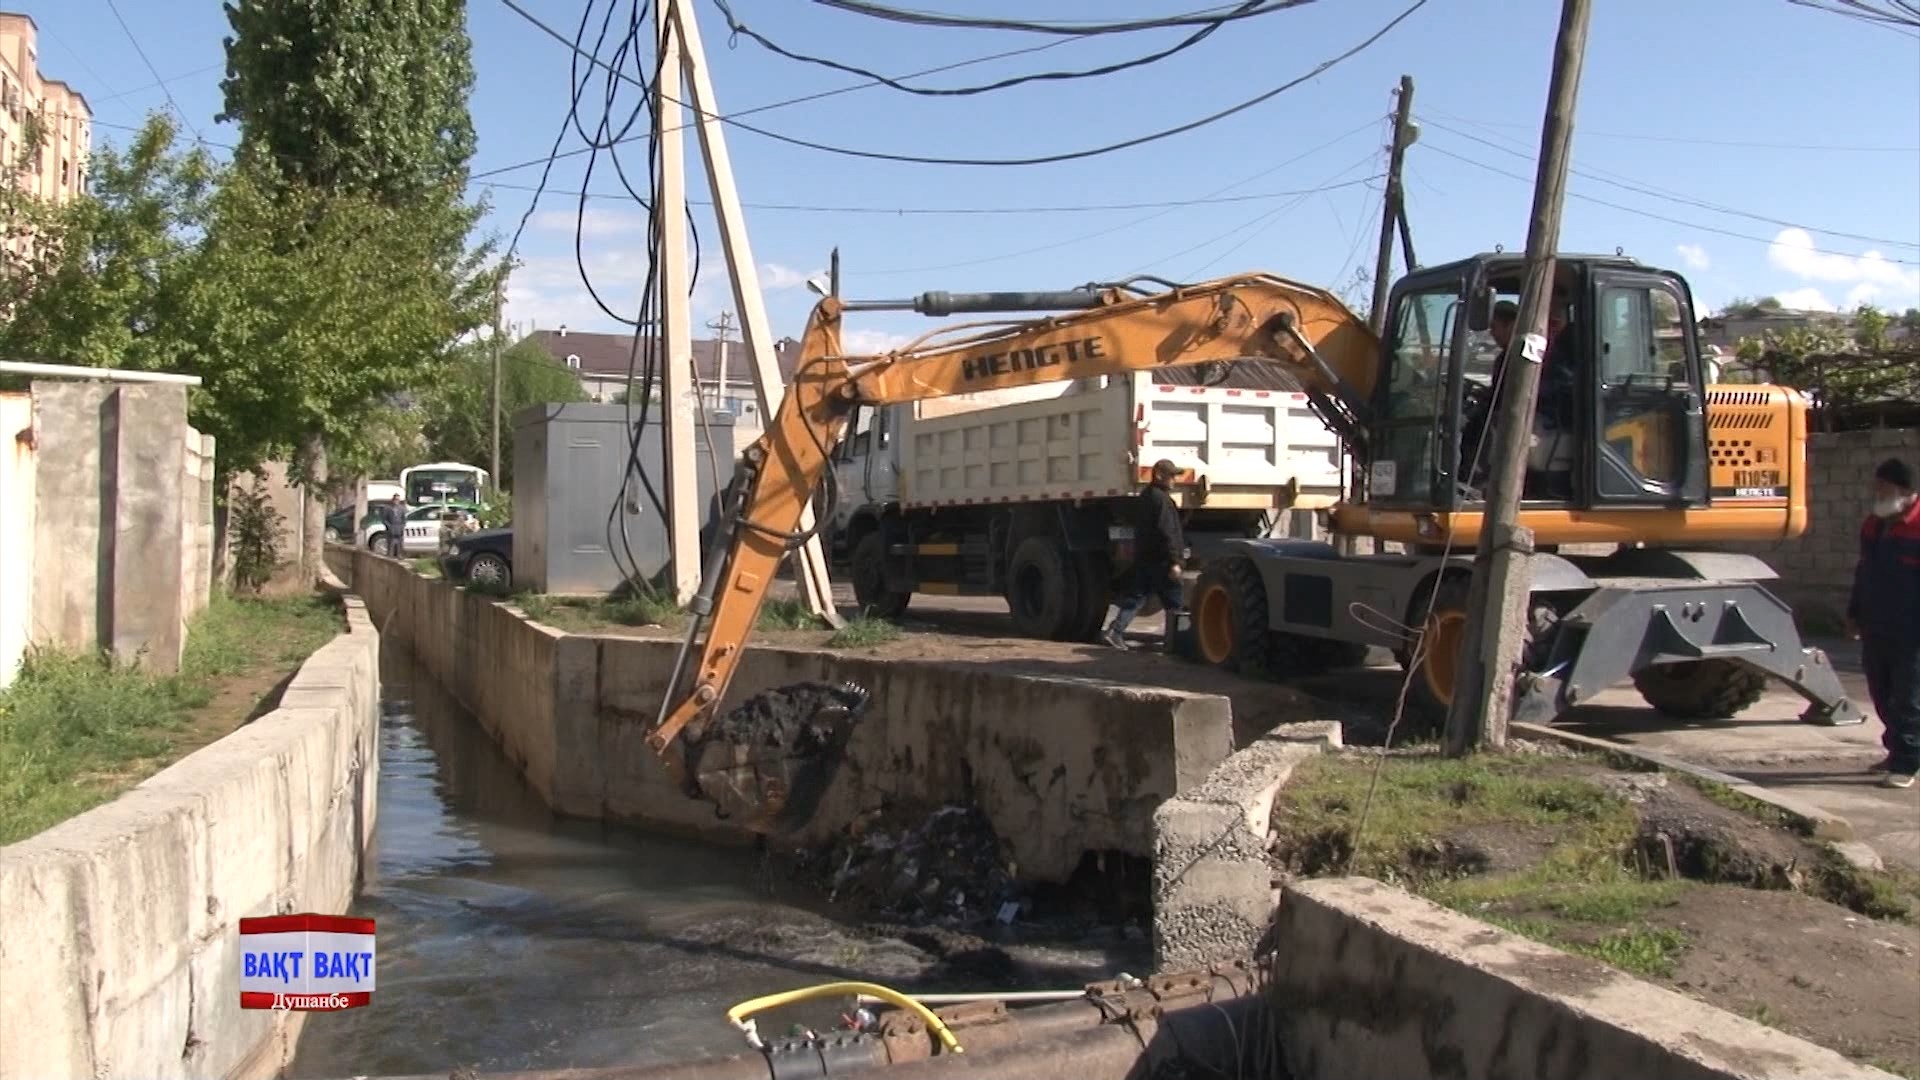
xmin=1511 ymin=580 xmax=1863 ymax=728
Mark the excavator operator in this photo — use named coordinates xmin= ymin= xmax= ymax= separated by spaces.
xmin=1460 ymin=286 xmax=1579 ymax=498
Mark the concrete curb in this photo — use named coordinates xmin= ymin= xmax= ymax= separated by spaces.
xmin=1150 ymin=722 xmax=1340 ymax=971
xmin=1512 ymin=722 xmax=1855 ymax=841
xmin=0 ymin=589 xmax=382 ymax=1080
xmin=1268 ymin=877 xmax=1900 ymax=1080
xmin=330 ymin=544 xmax=1244 ymax=883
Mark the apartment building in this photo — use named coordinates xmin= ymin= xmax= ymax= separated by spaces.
xmin=1 ymin=12 xmax=91 ymax=204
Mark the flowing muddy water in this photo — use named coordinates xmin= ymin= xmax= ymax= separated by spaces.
xmin=288 ymin=643 xmax=1145 ymax=1078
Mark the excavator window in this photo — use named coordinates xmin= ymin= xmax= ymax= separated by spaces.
xmin=1371 ymin=287 xmax=1463 ymax=505
xmin=1590 ymin=274 xmax=1707 ymax=502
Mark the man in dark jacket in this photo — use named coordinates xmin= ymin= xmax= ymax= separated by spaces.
xmin=1103 ymin=459 xmax=1186 ymax=651
xmin=1847 ymin=457 xmax=1920 ymax=788
xmin=379 ymin=495 xmax=408 ymax=555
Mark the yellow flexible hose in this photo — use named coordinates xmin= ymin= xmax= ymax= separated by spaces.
xmin=726 ymin=980 xmax=964 ymax=1055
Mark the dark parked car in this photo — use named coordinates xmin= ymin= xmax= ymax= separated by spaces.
xmin=441 ymin=527 xmax=512 ymax=588
xmin=324 ymin=505 xmax=381 ymax=543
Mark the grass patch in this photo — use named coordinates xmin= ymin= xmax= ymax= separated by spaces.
xmin=1272 ymin=751 xmax=1637 ymax=885
xmin=409 ymin=557 xmax=441 ymax=579
xmin=1673 ymin=771 xmax=1810 ymax=835
xmin=758 ymin=598 xmax=826 ymax=631
xmin=607 ymin=593 xmax=683 ymax=627
xmin=0 ymin=592 xmax=342 ymax=845
xmin=827 ymin=615 xmax=900 ymax=649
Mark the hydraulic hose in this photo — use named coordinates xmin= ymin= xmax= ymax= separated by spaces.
xmin=727 ymin=981 xmax=964 ymax=1056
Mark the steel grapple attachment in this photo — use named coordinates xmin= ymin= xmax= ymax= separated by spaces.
xmin=686 ymin=681 xmax=871 ymax=835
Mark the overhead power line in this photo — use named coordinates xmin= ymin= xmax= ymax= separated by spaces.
xmin=1418 ymin=117 xmax=1920 ymax=251
xmin=711 ymin=0 xmax=1264 ymax=97
xmin=806 ymin=0 xmax=1318 ymax=35
xmin=478 ymin=0 xmax=1087 ymax=179
xmin=102 ymin=0 xmax=206 ymax=145
xmin=497 ymin=0 xmax=1429 ymax=168
xmin=1418 ymin=140 xmax=1920 ymax=267
xmin=1786 ymin=0 xmax=1920 ymax=30
xmin=1421 ymin=110 xmax=1920 ymax=154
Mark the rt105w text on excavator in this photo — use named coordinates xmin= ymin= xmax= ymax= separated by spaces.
xmin=646 ymin=252 xmax=1860 ymax=835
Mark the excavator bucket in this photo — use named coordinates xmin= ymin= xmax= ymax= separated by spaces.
xmin=686 ymin=681 xmax=871 ymax=834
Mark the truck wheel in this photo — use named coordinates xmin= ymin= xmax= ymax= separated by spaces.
xmin=1006 ymin=535 xmax=1081 ymax=641
xmin=1066 ymin=553 xmax=1111 ymax=643
xmin=1188 ymin=557 xmax=1273 ymax=675
xmin=850 ymin=532 xmax=911 ymax=618
xmin=1401 ymin=575 xmax=1473 ymax=738
xmin=1631 ymin=660 xmax=1768 ymax=720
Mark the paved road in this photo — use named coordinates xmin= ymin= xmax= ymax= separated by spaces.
xmin=786 ymin=583 xmax=1919 ymax=870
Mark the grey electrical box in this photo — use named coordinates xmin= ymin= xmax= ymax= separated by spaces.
xmin=512 ymin=403 xmax=744 ymax=595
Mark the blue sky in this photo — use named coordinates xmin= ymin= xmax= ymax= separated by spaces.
xmin=27 ymin=0 xmax=1920 ymax=352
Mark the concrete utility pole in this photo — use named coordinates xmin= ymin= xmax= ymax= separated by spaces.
xmin=654 ymin=0 xmax=703 ymax=605
xmin=665 ymin=0 xmax=841 ymax=625
xmin=706 ymin=310 xmax=736 ymax=413
xmin=1444 ymin=0 xmax=1592 ymax=756
xmin=490 ymin=277 xmax=504 ymax=486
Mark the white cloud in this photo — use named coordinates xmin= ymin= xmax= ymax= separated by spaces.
xmin=503 ymin=251 xmax=653 ymax=332
xmin=759 ymin=262 xmax=823 ymax=291
xmin=1770 ymin=287 xmax=1837 ymax=312
xmin=528 ymin=207 xmax=646 ymax=238
xmin=1765 ymin=227 xmax=1920 ymax=310
xmin=841 ymin=328 xmax=914 ymax=354
xmin=1675 ymin=243 xmax=1710 ymax=271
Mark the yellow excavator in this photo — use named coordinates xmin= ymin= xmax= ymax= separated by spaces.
xmin=648 ymin=252 xmax=1860 ymax=834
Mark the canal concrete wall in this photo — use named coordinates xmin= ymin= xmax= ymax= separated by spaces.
xmin=331 ymin=545 xmax=1236 ymax=881
xmin=1266 ymin=877 xmax=1893 ymax=1080
xmin=0 ymin=588 xmax=381 ymax=1080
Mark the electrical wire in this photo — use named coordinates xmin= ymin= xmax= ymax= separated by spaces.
xmin=478 ymin=173 xmax=1427 ymax=215
xmin=1418 ymin=117 xmax=1920 ymax=251
xmin=482 ymin=0 xmax=1087 ymax=180
xmin=1786 ymin=0 xmax=1920 ymax=32
xmin=1418 ymin=140 xmax=1920 ymax=267
xmin=711 ymin=0 xmax=1266 ymax=98
xmin=807 ymin=0 xmax=1315 ymax=35
xmin=851 ymin=118 xmax=1387 ymax=277
xmin=499 ymin=0 xmax=1430 ymax=168
xmin=1420 ymin=110 xmax=1920 ymax=154
xmin=103 ymin=0 xmax=205 ymax=145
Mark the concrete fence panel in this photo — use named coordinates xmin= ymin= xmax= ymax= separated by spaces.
xmin=0 ymin=594 xmax=381 ymax=1080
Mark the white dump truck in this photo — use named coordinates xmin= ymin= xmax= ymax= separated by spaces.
xmin=823 ymin=366 xmax=1345 ymax=641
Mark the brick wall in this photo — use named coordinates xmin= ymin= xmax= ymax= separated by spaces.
xmin=1718 ymin=427 xmax=1920 ymax=623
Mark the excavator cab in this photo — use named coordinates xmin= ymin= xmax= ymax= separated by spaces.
xmin=1369 ymin=253 xmax=1712 ymax=518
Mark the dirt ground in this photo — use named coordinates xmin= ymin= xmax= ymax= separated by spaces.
xmin=1267 ymin=748 xmax=1920 ymax=1076
xmin=520 ymin=590 xmax=1351 ymax=745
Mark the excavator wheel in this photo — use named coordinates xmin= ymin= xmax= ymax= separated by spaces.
xmin=1006 ymin=535 xmax=1082 ymax=641
xmin=1630 ymin=660 xmax=1769 ymax=721
xmin=850 ymin=531 xmax=911 ymax=619
xmin=686 ymin=681 xmax=872 ymax=834
xmin=1399 ymin=575 xmax=1473 ymax=739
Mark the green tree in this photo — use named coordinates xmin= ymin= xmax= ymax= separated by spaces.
xmin=1735 ymin=303 xmax=1920 ymax=427
xmin=218 ymin=0 xmax=499 ymax=583
xmin=420 ymin=336 xmax=587 ymax=489
xmin=0 ymin=117 xmax=217 ymax=375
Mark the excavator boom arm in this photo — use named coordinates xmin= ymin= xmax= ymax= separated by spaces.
xmin=649 ymin=272 xmax=1379 ymax=832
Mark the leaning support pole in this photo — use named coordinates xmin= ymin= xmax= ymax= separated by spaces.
xmin=1445 ymin=0 xmax=1592 ymax=756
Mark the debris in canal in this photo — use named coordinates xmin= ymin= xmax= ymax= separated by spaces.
xmin=689 ymin=681 xmax=871 ymax=832
xmin=799 ymin=803 xmax=1022 ymax=925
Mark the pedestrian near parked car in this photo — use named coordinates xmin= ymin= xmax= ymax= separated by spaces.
xmin=1846 ymin=457 xmax=1920 ymax=789
xmin=380 ymin=495 xmax=407 ymax=555
xmin=1103 ymin=458 xmax=1186 ymax=652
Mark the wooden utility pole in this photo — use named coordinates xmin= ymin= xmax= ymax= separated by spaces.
xmin=667 ymin=0 xmax=841 ymax=625
xmin=1368 ymin=76 xmax=1416 ymax=338
xmin=1444 ymin=0 xmax=1592 ymax=755
xmin=490 ymin=278 xmax=504 ymax=486
xmin=706 ymin=310 xmax=736 ymax=412
xmin=1345 ymin=75 xmax=1418 ymax=555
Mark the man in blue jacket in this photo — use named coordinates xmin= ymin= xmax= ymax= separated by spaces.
xmin=1846 ymin=457 xmax=1920 ymax=788
xmin=1103 ymin=459 xmax=1186 ymax=652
